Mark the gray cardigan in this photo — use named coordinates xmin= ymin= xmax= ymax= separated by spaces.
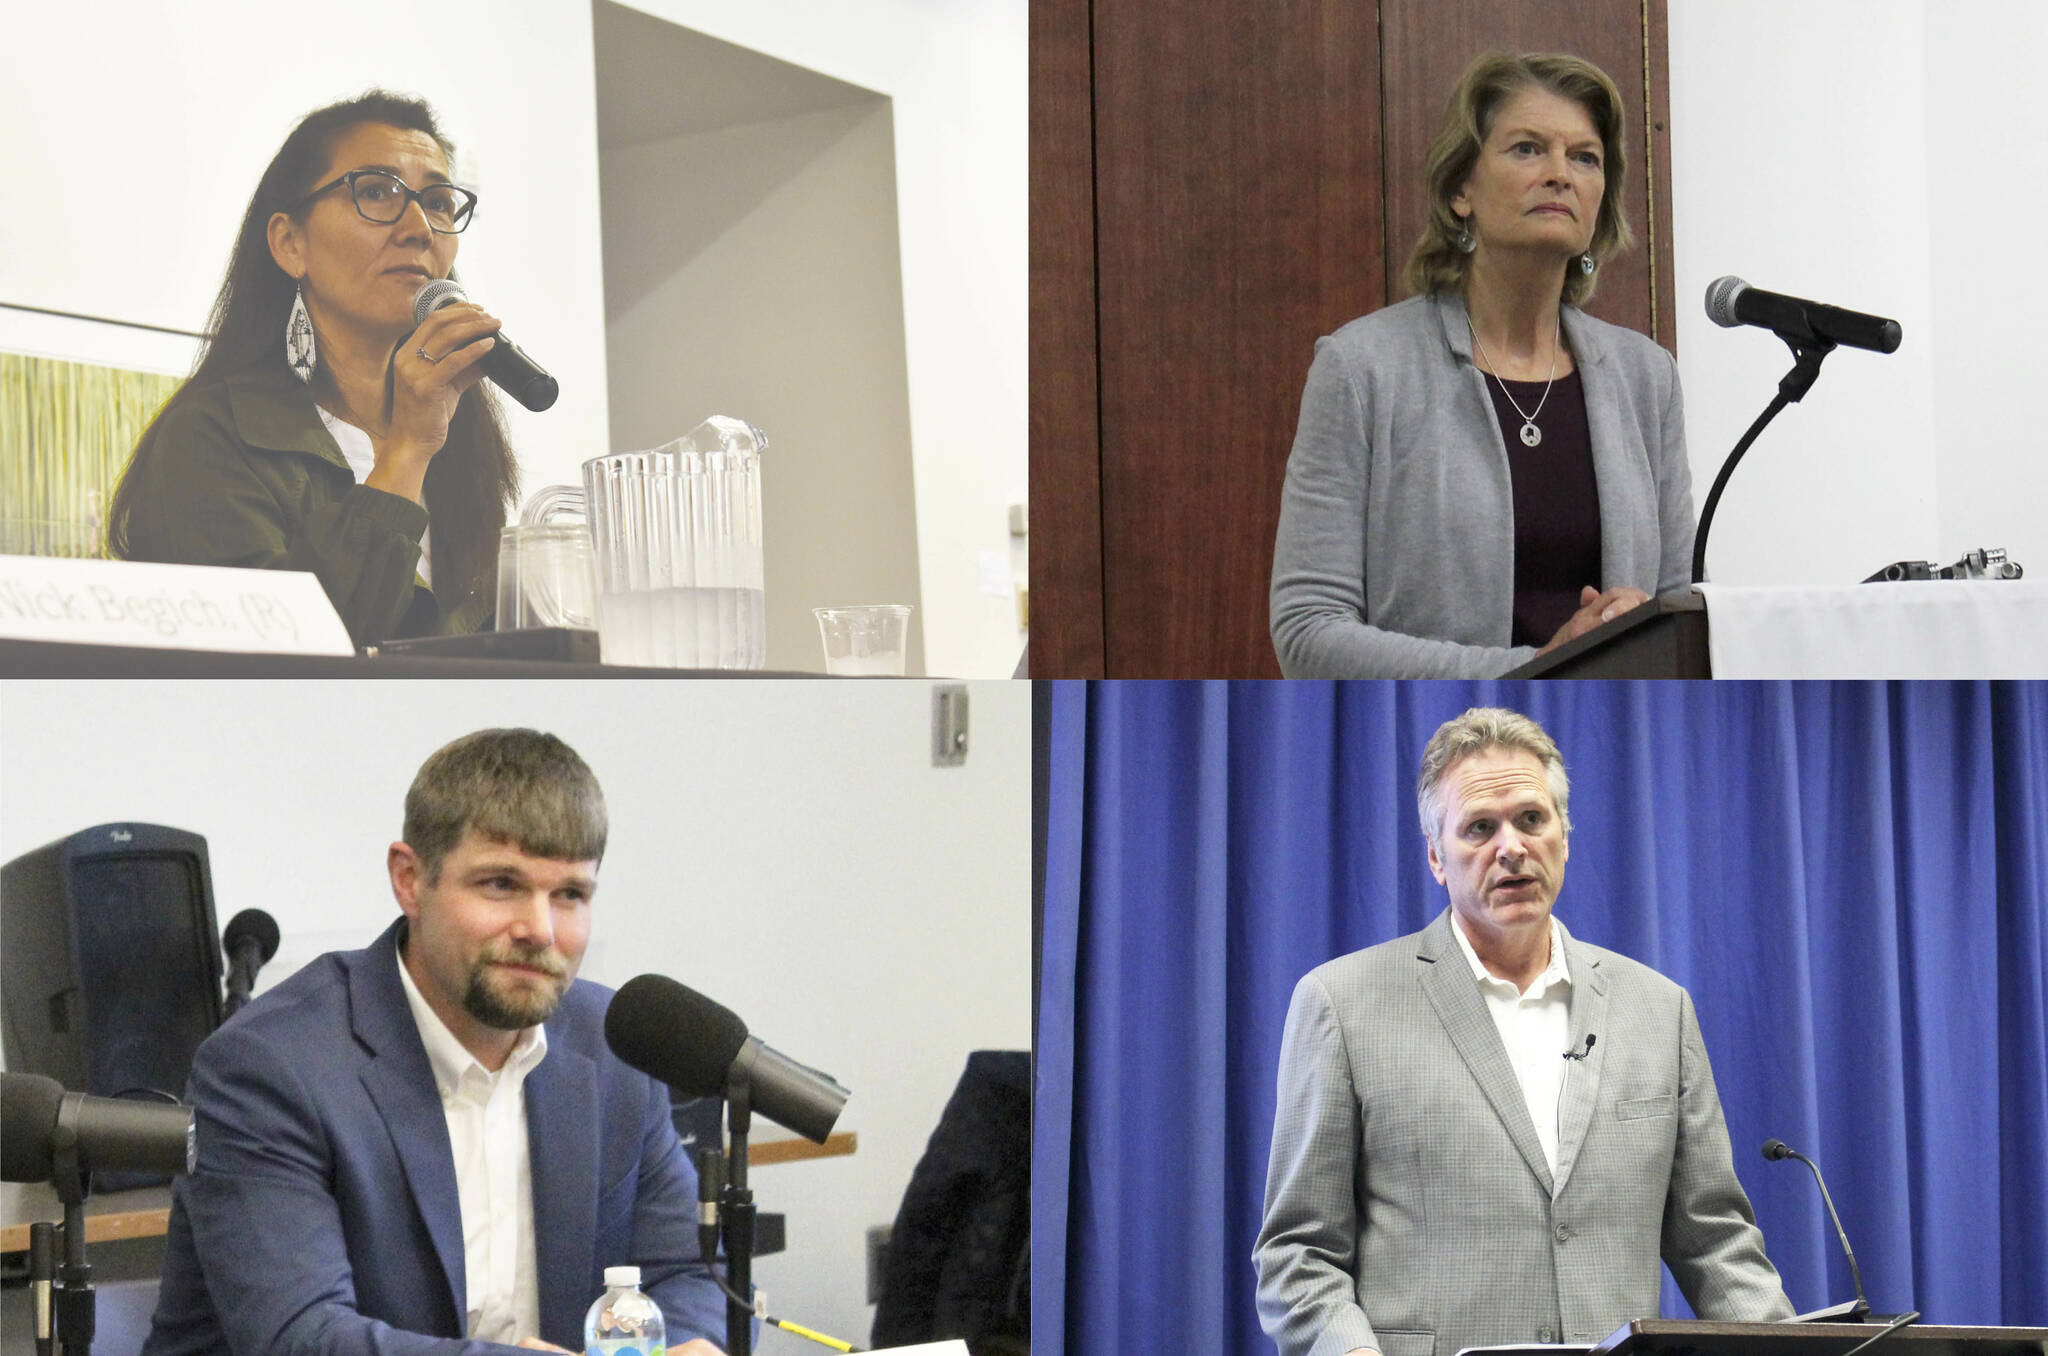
xmin=1269 ymin=291 xmax=1695 ymax=677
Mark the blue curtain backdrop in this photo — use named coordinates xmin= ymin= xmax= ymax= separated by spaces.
xmin=1033 ymin=680 xmax=2048 ymax=1356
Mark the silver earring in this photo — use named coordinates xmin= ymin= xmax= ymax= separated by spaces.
xmin=1578 ymin=251 xmax=1596 ymax=276
xmin=1455 ymin=219 xmax=1476 ymax=254
xmin=286 ymin=281 xmax=316 ymax=382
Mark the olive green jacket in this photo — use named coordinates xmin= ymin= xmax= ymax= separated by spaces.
xmin=119 ymin=367 xmax=491 ymax=647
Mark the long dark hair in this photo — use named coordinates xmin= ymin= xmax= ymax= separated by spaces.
xmin=108 ymin=90 xmax=516 ymax=605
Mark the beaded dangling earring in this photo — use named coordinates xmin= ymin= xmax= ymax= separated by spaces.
xmin=286 ymin=281 xmax=316 ymax=382
xmin=1455 ymin=217 xmax=1477 ymax=255
xmin=1579 ymin=251 xmax=1596 ymax=276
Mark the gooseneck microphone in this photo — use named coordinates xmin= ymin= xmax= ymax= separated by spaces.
xmin=412 ymin=278 xmax=559 ymax=412
xmin=222 ymin=908 xmax=280 ymax=1019
xmin=1693 ymin=278 xmax=1902 ymax=584
xmin=1706 ymin=277 xmax=1903 ymax=355
xmin=1762 ymin=1138 xmax=1871 ymax=1320
xmin=604 ymin=975 xmax=850 ymax=1143
xmin=0 ymin=1072 xmax=196 ymax=1185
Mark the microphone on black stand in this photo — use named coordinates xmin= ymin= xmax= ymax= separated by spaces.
xmin=222 ymin=909 xmax=280 ymax=1019
xmin=1692 ymin=277 xmax=1903 ymax=584
xmin=3 ymin=1072 xmax=196 ymax=1356
xmin=1762 ymin=1138 xmax=1883 ymax=1322
xmin=606 ymin=975 xmax=852 ymax=1356
xmin=1706 ymin=278 xmax=1902 ymax=355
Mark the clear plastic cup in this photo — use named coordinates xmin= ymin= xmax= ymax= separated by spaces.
xmin=495 ymin=523 xmax=598 ymax=631
xmin=813 ymin=605 xmax=913 ymax=676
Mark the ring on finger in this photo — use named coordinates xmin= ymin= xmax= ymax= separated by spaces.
xmin=416 ymin=345 xmax=438 ymax=364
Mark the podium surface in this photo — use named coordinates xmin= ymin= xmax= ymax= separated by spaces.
xmin=1595 ymin=1320 xmax=2048 ymax=1356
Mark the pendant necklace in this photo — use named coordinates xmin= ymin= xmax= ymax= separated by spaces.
xmin=1470 ymin=315 xmax=1559 ymax=448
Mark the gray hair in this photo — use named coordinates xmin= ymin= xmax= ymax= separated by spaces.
xmin=1416 ymin=707 xmax=1571 ymax=848
xmin=402 ymin=729 xmax=607 ymax=882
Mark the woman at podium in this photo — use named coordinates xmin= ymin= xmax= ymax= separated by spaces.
xmin=1268 ymin=52 xmax=1694 ymax=677
xmin=107 ymin=91 xmax=513 ymax=648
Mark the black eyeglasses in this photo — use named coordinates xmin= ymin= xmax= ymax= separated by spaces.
xmin=297 ymin=170 xmax=478 ymax=234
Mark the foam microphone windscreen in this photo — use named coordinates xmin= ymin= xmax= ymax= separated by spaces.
xmin=1 ymin=1072 xmax=65 ymax=1182
xmin=223 ymin=908 xmax=280 ymax=961
xmin=606 ymin=974 xmax=750 ymax=1097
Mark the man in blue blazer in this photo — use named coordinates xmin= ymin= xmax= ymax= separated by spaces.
xmin=144 ymin=729 xmax=727 ymax=1356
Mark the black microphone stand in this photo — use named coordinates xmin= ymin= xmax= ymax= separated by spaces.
xmin=722 ymin=1071 xmax=757 ymax=1356
xmin=1692 ymin=334 xmax=1836 ymax=585
xmin=50 ymin=1097 xmax=97 ymax=1356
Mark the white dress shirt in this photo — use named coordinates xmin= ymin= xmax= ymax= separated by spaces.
xmin=1448 ymin=911 xmax=1574 ymax=1183
xmin=396 ymin=952 xmax=546 ymax=1343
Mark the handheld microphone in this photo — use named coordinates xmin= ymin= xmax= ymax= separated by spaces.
xmin=1762 ymin=1137 xmax=1871 ymax=1320
xmin=605 ymin=975 xmax=851 ymax=1144
xmin=1 ymin=1072 xmax=196 ymax=1185
xmin=222 ymin=908 xmax=281 ymax=1018
xmin=413 ymin=278 xmax=559 ymax=412
xmin=1706 ymin=277 xmax=1902 ymax=355
xmin=1562 ymin=1033 xmax=1597 ymax=1061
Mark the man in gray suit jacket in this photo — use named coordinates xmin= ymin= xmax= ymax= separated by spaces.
xmin=1254 ymin=709 xmax=1791 ymax=1356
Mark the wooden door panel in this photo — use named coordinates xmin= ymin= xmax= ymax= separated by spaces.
xmin=1028 ymin=0 xmax=1106 ymax=676
xmin=1092 ymin=0 xmax=1384 ymax=676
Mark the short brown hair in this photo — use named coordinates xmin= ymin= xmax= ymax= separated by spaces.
xmin=1416 ymin=707 xmax=1571 ymax=849
xmin=1402 ymin=51 xmax=1634 ymax=306
xmin=402 ymin=729 xmax=607 ymax=881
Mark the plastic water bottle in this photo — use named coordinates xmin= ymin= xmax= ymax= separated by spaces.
xmin=584 ymin=1265 xmax=666 ymax=1356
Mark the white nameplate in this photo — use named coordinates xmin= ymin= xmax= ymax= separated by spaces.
xmin=0 ymin=555 xmax=354 ymax=655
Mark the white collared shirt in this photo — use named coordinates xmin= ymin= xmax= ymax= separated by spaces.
xmin=396 ymin=950 xmax=546 ymax=1343
xmin=1449 ymin=911 xmax=1574 ymax=1183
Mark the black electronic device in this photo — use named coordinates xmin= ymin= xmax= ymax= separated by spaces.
xmin=1 ymin=823 xmax=224 ymax=1189
xmin=365 ymin=627 xmax=602 ymax=663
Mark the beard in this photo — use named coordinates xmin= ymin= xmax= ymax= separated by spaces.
xmin=461 ymin=945 xmax=570 ymax=1031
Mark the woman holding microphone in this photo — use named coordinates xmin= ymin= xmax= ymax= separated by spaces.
xmin=109 ymin=90 xmax=513 ymax=646
xmin=1269 ymin=52 xmax=1694 ymax=677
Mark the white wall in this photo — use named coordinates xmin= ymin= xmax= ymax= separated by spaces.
xmin=1668 ymin=0 xmax=2043 ymax=584
xmin=607 ymin=2 xmax=1030 ymax=677
xmin=0 ymin=0 xmax=1027 ymax=677
xmin=598 ymin=23 xmax=926 ymax=676
xmin=0 ymin=679 xmax=1031 ymax=1347
xmin=1921 ymin=4 xmax=2048 ymax=568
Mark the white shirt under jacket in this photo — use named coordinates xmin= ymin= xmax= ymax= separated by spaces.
xmin=1448 ymin=911 xmax=1574 ymax=1182
xmin=396 ymin=952 xmax=548 ymax=1344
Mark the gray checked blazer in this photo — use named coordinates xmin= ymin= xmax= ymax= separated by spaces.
xmin=1253 ymin=910 xmax=1791 ymax=1356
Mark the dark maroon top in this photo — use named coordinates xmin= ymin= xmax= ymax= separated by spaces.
xmin=1481 ymin=368 xmax=1602 ymax=648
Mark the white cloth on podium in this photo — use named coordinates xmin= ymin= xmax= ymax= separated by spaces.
xmin=1695 ymin=581 xmax=2048 ymax=677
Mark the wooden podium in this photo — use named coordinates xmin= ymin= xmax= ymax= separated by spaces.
xmin=1507 ymin=593 xmax=1711 ymax=679
xmin=1591 ymin=1320 xmax=2048 ymax=1356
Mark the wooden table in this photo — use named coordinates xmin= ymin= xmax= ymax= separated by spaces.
xmin=0 ymin=1131 xmax=856 ymax=1253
